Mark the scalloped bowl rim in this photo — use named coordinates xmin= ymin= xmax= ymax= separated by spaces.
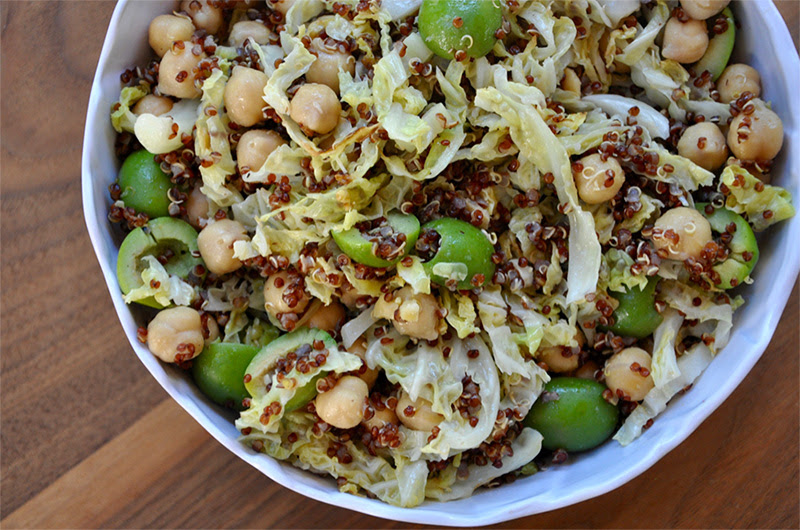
xmin=81 ymin=1 xmax=800 ymax=525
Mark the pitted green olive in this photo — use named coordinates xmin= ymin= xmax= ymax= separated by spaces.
xmin=603 ymin=277 xmax=663 ymax=339
xmin=697 ymin=203 xmax=759 ymax=289
xmin=419 ymin=217 xmax=495 ymax=290
xmin=418 ymin=0 xmax=502 ymax=60
xmin=117 ymin=150 xmax=173 ymax=218
xmin=523 ymin=377 xmax=619 ymax=452
xmin=332 ymin=212 xmax=420 ymax=268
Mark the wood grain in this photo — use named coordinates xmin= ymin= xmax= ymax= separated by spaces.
xmin=1 ymin=1 xmax=798 ymax=528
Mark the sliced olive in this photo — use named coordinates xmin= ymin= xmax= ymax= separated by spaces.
xmin=694 ymin=8 xmax=735 ymax=81
xmin=244 ymin=327 xmax=337 ymax=400
xmin=116 ymin=217 xmax=204 ymax=308
xmin=117 ymin=149 xmax=173 ymax=218
xmin=419 ymin=217 xmax=495 ymax=290
xmin=523 ymin=377 xmax=619 ymax=452
xmin=418 ymin=0 xmax=502 ymax=60
xmin=285 ymin=371 xmax=328 ymax=412
xmin=331 ymin=212 xmax=420 ymax=268
xmin=192 ymin=343 xmax=260 ymax=410
xmin=603 ymin=277 xmax=663 ymax=339
xmin=697 ymin=203 xmax=759 ymax=289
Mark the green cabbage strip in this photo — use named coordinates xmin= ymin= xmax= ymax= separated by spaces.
xmin=110 ymin=85 xmax=147 ymax=133
xmin=614 ymin=342 xmax=714 ymax=445
xmin=474 ymin=84 xmax=601 ymax=304
xmin=720 ymin=165 xmax=795 ymax=231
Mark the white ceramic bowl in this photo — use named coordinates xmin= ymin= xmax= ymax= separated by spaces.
xmin=82 ymin=1 xmax=800 ymax=525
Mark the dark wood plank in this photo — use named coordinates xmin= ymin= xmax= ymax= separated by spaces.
xmin=1 ymin=1 xmax=798 ymax=527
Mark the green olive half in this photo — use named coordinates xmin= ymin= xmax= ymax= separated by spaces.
xmin=116 ymin=217 xmax=204 ymax=308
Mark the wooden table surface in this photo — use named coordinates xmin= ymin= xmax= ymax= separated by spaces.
xmin=1 ymin=2 xmax=798 ymax=528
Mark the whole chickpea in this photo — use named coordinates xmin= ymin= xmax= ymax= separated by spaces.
xmin=263 ymin=271 xmax=310 ymax=316
xmin=717 ymin=64 xmax=762 ymax=103
xmin=727 ymin=99 xmax=784 ymax=161
xmin=651 ymin=207 xmax=712 ymax=261
xmin=537 ymin=331 xmax=585 ymax=374
xmin=573 ymin=153 xmax=625 ymax=204
xmin=133 ymin=94 xmax=174 ymax=116
xmin=314 ymin=375 xmax=368 ymax=429
xmin=661 ymin=17 xmax=709 ymax=64
xmin=289 ymin=83 xmax=341 ymax=136
xmin=677 ymin=122 xmax=728 ymax=171
xmin=372 ymin=286 xmax=441 ymax=341
xmin=396 ymin=392 xmax=443 ymax=431
xmin=228 ymin=21 xmax=273 ymax=47
xmin=148 ymin=14 xmax=195 ymax=57
xmin=224 ymin=66 xmax=269 ymax=127
xmin=147 ymin=307 xmax=205 ymax=363
xmin=338 ymin=282 xmax=362 ymax=309
xmin=180 ymin=0 xmax=223 ymax=35
xmin=348 ymin=338 xmax=379 ymax=389
xmin=197 ymin=219 xmax=249 ymax=275
xmin=603 ymin=347 xmax=655 ymax=401
xmin=306 ymin=301 xmax=346 ymax=334
xmin=363 ymin=401 xmax=399 ymax=431
xmin=236 ymin=129 xmax=287 ymax=173
xmin=157 ymin=44 xmax=206 ymax=99
xmin=679 ymin=0 xmax=730 ymax=20
xmin=184 ymin=185 xmax=210 ymax=229
xmin=561 ymin=67 xmax=581 ymax=96
xmin=306 ymin=39 xmax=356 ymax=94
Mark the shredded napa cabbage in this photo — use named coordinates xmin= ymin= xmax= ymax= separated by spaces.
xmin=720 ymin=165 xmax=795 ymax=231
xmin=122 ymin=256 xmax=195 ymax=307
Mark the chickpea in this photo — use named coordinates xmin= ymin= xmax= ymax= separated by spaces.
xmin=372 ymin=286 xmax=441 ymax=341
xmin=184 ymin=185 xmax=210 ymax=229
xmin=717 ymin=64 xmax=761 ymax=104
xmin=157 ymin=44 xmax=206 ymax=99
xmin=236 ymin=129 xmax=286 ymax=173
xmin=197 ymin=219 xmax=249 ymax=275
xmin=269 ymin=0 xmax=296 ymax=15
xmin=306 ymin=39 xmax=356 ymax=94
xmin=573 ymin=153 xmax=625 ymax=204
xmin=148 ymin=14 xmax=195 ymax=57
xmin=228 ymin=21 xmax=273 ymax=47
xmin=132 ymin=94 xmax=173 ymax=116
xmin=677 ymin=122 xmax=728 ymax=171
xmin=396 ymin=392 xmax=443 ymax=431
xmin=348 ymin=338 xmax=379 ymax=388
xmin=603 ymin=347 xmax=655 ymax=401
xmin=289 ymin=83 xmax=341 ymax=136
xmin=180 ymin=0 xmax=223 ymax=35
xmin=679 ymin=0 xmax=730 ymax=21
xmin=560 ymin=68 xmax=581 ymax=96
xmin=537 ymin=331 xmax=585 ymax=374
xmin=574 ymin=360 xmax=601 ymax=380
xmin=306 ymin=301 xmax=346 ymax=334
xmin=224 ymin=66 xmax=269 ymax=127
xmin=147 ymin=307 xmax=205 ymax=363
xmin=651 ymin=207 xmax=712 ymax=261
xmin=314 ymin=375 xmax=368 ymax=429
xmin=661 ymin=17 xmax=709 ymax=64
xmin=727 ymin=99 xmax=784 ymax=161
xmin=263 ymin=271 xmax=310 ymax=316
xmin=363 ymin=398 xmax=398 ymax=430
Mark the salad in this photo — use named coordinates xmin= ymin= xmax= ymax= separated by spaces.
xmin=108 ymin=0 xmax=795 ymax=507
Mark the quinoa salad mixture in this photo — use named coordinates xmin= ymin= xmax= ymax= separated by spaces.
xmin=108 ymin=0 xmax=794 ymax=506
